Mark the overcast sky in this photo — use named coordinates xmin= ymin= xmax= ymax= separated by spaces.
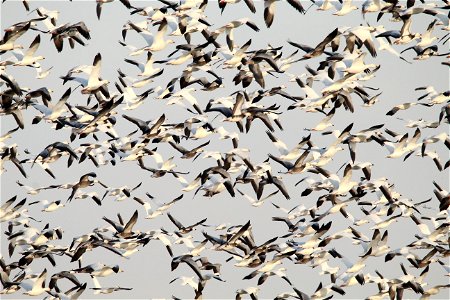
xmin=1 ymin=0 xmax=449 ymax=299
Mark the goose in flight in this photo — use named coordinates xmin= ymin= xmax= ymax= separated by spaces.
xmin=96 ymin=0 xmax=134 ymax=20
xmin=103 ymin=210 xmax=139 ymax=238
xmin=36 ymin=199 xmax=65 ymax=213
xmin=124 ymin=52 xmax=161 ymax=77
xmin=305 ymin=108 xmax=336 ymax=131
xmin=136 ymin=194 xmax=183 ymax=219
xmin=32 ymin=141 xmax=78 ymax=168
xmin=0 ymin=22 xmax=30 ymax=54
xmin=81 ymin=53 xmax=110 ymax=95
xmin=145 ymin=18 xmax=175 ymax=52
xmin=72 ymin=263 xmax=123 ymax=277
xmin=215 ymin=18 xmax=260 ymax=51
xmin=20 ymin=268 xmax=49 ymax=296
xmin=264 ymin=0 xmax=305 ymax=28
xmin=31 ymin=88 xmax=72 ymax=123
xmin=122 ymin=113 xmax=165 ymax=136
xmin=50 ymin=22 xmax=91 ymax=52
xmin=333 ymin=0 xmax=358 ymax=16
xmin=315 ymin=164 xmax=358 ymax=195
xmin=375 ymin=16 xmax=420 ymax=45
xmin=1 ymin=145 xmax=27 ymax=178
xmin=288 ymin=27 xmax=340 ymax=60
xmin=67 ymin=172 xmax=107 ymax=202
xmin=90 ymin=276 xmax=132 ymax=295
xmin=384 ymin=133 xmax=409 ymax=158
xmin=236 ymin=287 xmax=259 ymax=300
xmin=167 ymin=213 xmax=208 ymax=234
xmin=12 ymin=34 xmax=44 ymax=66
xmin=169 ymin=140 xmax=210 ymax=160
xmin=218 ymin=0 xmax=256 ymax=14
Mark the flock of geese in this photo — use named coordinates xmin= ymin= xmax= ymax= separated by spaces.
xmin=1 ymin=0 xmax=450 ymax=299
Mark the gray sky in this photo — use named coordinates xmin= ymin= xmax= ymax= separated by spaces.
xmin=1 ymin=0 xmax=449 ymax=299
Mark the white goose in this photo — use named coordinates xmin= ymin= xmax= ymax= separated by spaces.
xmin=20 ymin=268 xmax=50 ymax=296
xmin=145 ymin=18 xmax=174 ymax=52
xmin=13 ymin=35 xmax=44 ymax=66
xmin=81 ymin=53 xmax=110 ymax=95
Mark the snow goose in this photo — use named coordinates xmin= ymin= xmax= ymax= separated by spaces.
xmin=81 ymin=53 xmax=110 ymax=95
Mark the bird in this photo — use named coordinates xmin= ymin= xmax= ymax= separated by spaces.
xmin=236 ymin=286 xmax=259 ymax=300
xmin=333 ymin=0 xmax=358 ymax=16
xmin=102 ymin=210 xmax=139 ymax=238
xmin=38 ymin=200 xmax=65 ymax=212
xmin=169 ymin=140 xmax=210 ymax=160
xmin=50 ymin=21 xmax=91 ymax=52
xmin=124 ymin=52 xmax=161 ymax=77
xmin=71 ymin=263 xmax=123 ymax=277
xmin=167 ymin=213 xmax=208 ymax=234
xmin=81 ymin=53 xmax=110 ymax=95
xmin=218 ymin=0 xmax=256 ymax=14
xmin=145 ymin=18 xmax=175 ymax=52
xmin=2 ymin=144 xmax=27 ymax=178
xmin=264 ymin=0 xmax=305 ymax=28
xmin=96 ymin=0 xmax=134 ymax=20
xmin=215 ymin=18 xmax=260 ymax=51
xmin=90 ymin=276 xmax=132 ymax=294
xmin=19 ymin=268 xmax=50 ymax=296
xmin=288 ymin=27 xmax=340 ymax=60
xmin=67 ymin=172 xmax=107 ymax=202
xmin=0 ymin=22 xmax=30 ymax=54
xmin=12 ymin=34 xmax=44 ymax=66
